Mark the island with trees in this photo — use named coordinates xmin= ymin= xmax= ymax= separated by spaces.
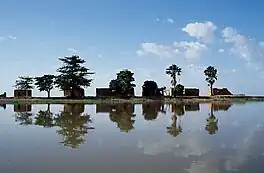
xmin=0 ymin=55 xmax=263 ymax=104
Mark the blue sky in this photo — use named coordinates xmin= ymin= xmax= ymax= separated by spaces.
xmin=1 ymin=0 xmax=264 ymax=96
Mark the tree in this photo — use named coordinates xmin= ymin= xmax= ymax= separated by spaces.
xmin=166 ymin=64 xmax=182 ymax=97
xmin=14 ymin=76 xmax=34 ymax=90
xmin=142 ymin=80 xmax=158 ymax=97
xmin=55 ymin=55 xmax=95 ymax=98
xmin=35 ymin=74 xmax=55 ymax=98
xmin=204 ymin=66 xmax=217 ymax=96
xmin=175 ymin=84 xmax=184 ymax=96
xmin=109 ymin=69 xmax=136 ymax=97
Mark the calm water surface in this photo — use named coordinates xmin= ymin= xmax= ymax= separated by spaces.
xmin=0 ymin=102 xmax=264 ymax=173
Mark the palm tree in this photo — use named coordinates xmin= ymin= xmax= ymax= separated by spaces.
xmin=204 ymin=66 xmax=217 ymax=96
xmin=166 ymin=64 xmax=182 ymax=96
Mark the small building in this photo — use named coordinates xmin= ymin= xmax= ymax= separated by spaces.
xmin=0 ymin=92 xmax=6 ymax=98
xmin=64 ymin=88 xmax=85 ymax=98
xmin=185 ymin=88 xmax=199 ymax=96
xmin=14 ymin=90 xmax=32 ymax=99
xmin=96 ymin=88 xmax=135 ymax=98
xmin=14 ymin=104 xmax=32 ymax=112
xmin=212 ymin=88 xmax=233 ymax=96
xmin=96 ymin=88 xmax=115 ymax=98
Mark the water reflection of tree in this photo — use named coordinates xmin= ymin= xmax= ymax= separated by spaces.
xmin=205 ymin=104 xmax=218 ymax=135
xmin=14 ymin=104 xmax=33 ymax=126
xmin=54 ymin=104 xmax=94 ymax=149
xmin=167 ymin=104 xmax=184 ymax=137
xmin=35 ymin=104 xmax=54 ymax=128
xmin=142 ymin=102 xmax=166 ymax=121
xmin=109 ymin=103 xmax=136 ymax=133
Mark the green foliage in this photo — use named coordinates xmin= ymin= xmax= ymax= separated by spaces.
xmin=109 ymin=69 xmax=136 ymax=97
xmin=14 ymin=76 xmax=34 ymax=90
xmin=35 ymin=74 xmax=55 ymax=98
xmin=55 ymin=55 xmax=95 ymax=91
xmin=142 ymin=80 xmax=158 ymax=97
xmin=204 ymin=66 xmax=218 ymax=95
xmin=175 ymin=84 xmax=184 ymax=96
xmin=166 ymin=64 xmax=182 ymax=88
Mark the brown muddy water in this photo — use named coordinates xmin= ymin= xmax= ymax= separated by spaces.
xmin=0 ymin=102 xmax=264 ymax=173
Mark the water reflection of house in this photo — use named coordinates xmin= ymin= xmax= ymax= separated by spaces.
xmin=96 ymin=103 xmax=135 ymax=113
xmin=170 ymin=104 xmax=185 ymax=116
xmin=63 ymin=104 xmax=85 ymax=114
xmin=0 ymin=104 xmax=6 ymax=109
xmin=14 ymin=104 xmax=32 ymax=112
xmin=210 ymin=103 xmax=233 ymax=111
xmin=184 ymin=104 xmax=200 ymax=112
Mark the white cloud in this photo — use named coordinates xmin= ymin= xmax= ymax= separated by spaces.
xmin=67 ymin=48 xmax=78 ymax=54
xmin=173 ymin=41 xmax=208 ymax=61
xmin=182 ymin=21 xmax=217 ymax=43
xmin=9 ymin=35 xmax=17 ymax=40
xmin=222 ymin=27 xmax=264 ymax=70
xmin=137 ymin=41 xmax=207 ymax=61
xmin=136 ymin=42 xmax=177 ymax=58
xmin=167 ymin=18 xmax=174 ymax=24
xmin=218 ymin=49 xmax=224 ymax=53
xmin=155 ymin=18 xmax=161 ymax=22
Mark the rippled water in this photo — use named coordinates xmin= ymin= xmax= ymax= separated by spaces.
xmin=0 ymin=102 xmax=264 ymax=173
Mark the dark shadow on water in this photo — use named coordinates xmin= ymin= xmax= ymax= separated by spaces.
xmin=205 ymin=103 xmax=219 ymax=135
xmin=54 ymin=104 xmax=94 ymax=149
xmin=142 ymin=102 xmax=166 ymax=121
xmin=108 ymin=103 xmax=136 ymax=133
xmin=184 ymin=103 xmax=200 ymax=112
xmin=0 ymin=104 xmax=6 ymax=109
xmin=14 ymin=104 xmax=33 ymax=126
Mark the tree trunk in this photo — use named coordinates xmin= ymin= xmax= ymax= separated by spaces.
xmin=210 ymin=84 xmax=213 ymax=96
xmin=47 ymin=90 xmax=51 ymax=98
xmin=47 ymin=104 xmax=51 ymax=113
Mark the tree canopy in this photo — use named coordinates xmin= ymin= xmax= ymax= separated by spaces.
xmin=142 ymin=80 xmax=158 ymax=97
xmin=204 ymin=66 xmax=217 ymax=96
xmin=109 ymin=69 xmax=136 ymax=97
xmin=14 ymin=76 xmax=34 ymax=90
xmin=55 ymin=55 xmax=95 ymax=91
xmin=35 ymin=74 xmax=55 ymax=98
xmin=166 ymin=64 xmax=182 ymax=88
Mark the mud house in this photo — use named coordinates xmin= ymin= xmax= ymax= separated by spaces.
xmin=96 ymin=88 xmax=135 ymax=98
xmin=64 ymin=88 xmax=85 ymax=98
xmin=14 ymin=90 xmax=32 ymax=99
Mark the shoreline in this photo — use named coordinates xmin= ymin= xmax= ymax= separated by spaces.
xmin=0 ymin=96 xmax=264 ymax=104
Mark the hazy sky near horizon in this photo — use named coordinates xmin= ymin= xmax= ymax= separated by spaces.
xmin=1 ymin=0 xmax=264 ymax=96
